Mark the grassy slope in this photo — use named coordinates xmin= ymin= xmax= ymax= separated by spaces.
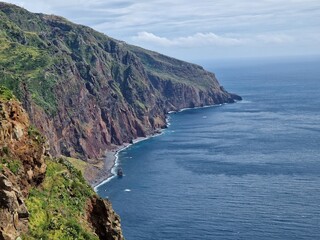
xmin=0 ymin=10 xmax=57 ymax=115
xmin=25 ymin=157 xmax=98 ymax=240
xmin=0 ymin=87 xmax=100 ymax=239
xmin=127 ymin=45 xmax=218 ymax=90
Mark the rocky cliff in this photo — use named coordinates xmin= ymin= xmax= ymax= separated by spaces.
xmin=0 ymin=2 xmax=241 ymax=162
xmin=0 ymin=88 xmax=123 ymax=239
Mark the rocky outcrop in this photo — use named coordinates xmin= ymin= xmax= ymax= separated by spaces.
xmin=0 ymin=97 xmax=46 ymax=239
xmin=0 ymin=95 xmax=124 ymax=239
xmin=0 ymin=100 xmax=47 ymax=190
xmin=0 ymin=172 xmax=28 ymax=240
xmin=0 ymin=3 xmax=241 ymax=162
xmin=87 ymin=196 xmax=124 ymax=240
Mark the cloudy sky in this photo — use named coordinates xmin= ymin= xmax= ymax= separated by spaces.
xmin=4 ymin=0 xmax=320 ymax=61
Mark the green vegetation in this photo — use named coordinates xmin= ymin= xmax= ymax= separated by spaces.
xmin=64 ymin=156 xmax=88 ymax=175
xmin=0 ymin=86 xmax=15 ymax=100
xmin=8 ymin=159 xmax=21 ymax=174
xmin=0 ymin=11 xmax=58 ymax=115
xmin=0 ymin=36 xmax=58 ymax=115
xmin=25 ymin=157 xmax=98 ymax=240
xmin=1 ymin=1 xmax=223 ymax=124
xmin=128 ymin=44 xmax=215 ymax=90
xmin=0 ymin=3 xmax=229 ymax=239
xmin=1 ymin=158 xmax=22 ymax=174
xmin=0 ymin=90 xmax=102 ymax=239
xmin=27 ymin=125 xmax=45 ymax=144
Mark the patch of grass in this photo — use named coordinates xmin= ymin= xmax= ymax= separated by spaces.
xmin=7 ymin=159 xmax=21 ymax=174
xmin=0 ymin=158 xmax=22 ymax=174
xmin=135 ymin=100 xmax=146 ymax=111
xmin=25 ymin=157 xmax=98 ymax=240
xmin=64 ymin=156 xmax=87 ymax=175
xmin=0 ymin=85 xmax=15 ymax=100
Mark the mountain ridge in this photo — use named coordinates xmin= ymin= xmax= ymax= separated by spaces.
xmin=0 ymin=2 xmax=241 ymax=165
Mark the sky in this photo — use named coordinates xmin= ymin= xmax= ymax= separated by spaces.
xmin=3 ymin=0 xmax=320 ymax=62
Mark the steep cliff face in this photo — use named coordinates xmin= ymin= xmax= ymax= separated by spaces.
xmin=0 ymin=170 xmax=29 ymax=240
xmin=87 ymin=196 xmax=123 ymax=240
xmin=0 ymin=89 xmax=123 ymax=239
xmin=0 ymin=2 xmax=241 ymax=161
xmin=0 ymin=90 xmax=46 ymax=239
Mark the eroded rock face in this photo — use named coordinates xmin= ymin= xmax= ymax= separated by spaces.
xmin=0 ymin=172 xmax=28 ymax=240
xmin=0 ymin=100 xmax=47 ymax=189
xmin=87 ymin=196 xmax=124 ymax=240
xmin=0 ymin=99 xmax=47 ymax=239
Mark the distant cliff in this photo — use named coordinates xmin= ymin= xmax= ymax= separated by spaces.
xmin=0 ymin=87 xmax=123 ymax=239
xmin=0 ymin=2 xmax=241 ymax=162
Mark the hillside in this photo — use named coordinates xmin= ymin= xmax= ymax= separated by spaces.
xmin=0 ymin=87 xmax=123 ymax=239
xmin=0 ymin=2 xmax=241 ymax=164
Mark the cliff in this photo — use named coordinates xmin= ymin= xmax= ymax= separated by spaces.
xmin=0 ymin=87 xmax=123 ymax=239
xmin=0 ymin=2 xmax=241 ymax=163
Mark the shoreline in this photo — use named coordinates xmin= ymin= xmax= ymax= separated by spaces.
xmin=91 ymin=101 xmax=238 ymax=191
xmin=93 ymin=130 xmax=165 ymax=191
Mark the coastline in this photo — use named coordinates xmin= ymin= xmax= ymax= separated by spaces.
xmin=91 ymin=101 xmax=237 ymax=191
xmin=92 ymin=130 xmax=165 ymax=191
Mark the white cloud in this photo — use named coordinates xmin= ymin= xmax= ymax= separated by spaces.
xmin=132 ymin=32 xmax=246 ymax=47
xmin=3 ymin=0 xmax=320 ymax=58
xmin=132 ymin=32 xmax=295 ymax=47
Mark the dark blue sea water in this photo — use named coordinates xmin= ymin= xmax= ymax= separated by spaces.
xmin=96 ymin=56 xmax=320 ymax=240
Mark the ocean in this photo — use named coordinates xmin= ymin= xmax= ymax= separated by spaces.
xmin=96 ymin=56 xmax=320 ymax=240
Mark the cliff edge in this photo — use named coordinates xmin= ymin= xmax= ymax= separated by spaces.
xmin=0 ymin=87 xmax=123 ymax=239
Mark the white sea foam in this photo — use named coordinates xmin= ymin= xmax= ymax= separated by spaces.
xmin=124 ymin=189 xmax=131 ymax=192
xmin=94 ymin=144 xmax=132 ymax=191
xmin=94 ymin=129 xmax=165 ymax=192
xmin=175 ymin=103 xmax=224 ymax=114
xmin=94 ymin=175 xmax=116 ymax=191
xmin=239 ymin=100 xmax=251 ymax=104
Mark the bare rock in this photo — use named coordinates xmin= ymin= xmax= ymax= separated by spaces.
xmin=0 ymin=174 xmax=28 ymax=240
xmin=87 ymin=196 xmax=124 ymax=240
